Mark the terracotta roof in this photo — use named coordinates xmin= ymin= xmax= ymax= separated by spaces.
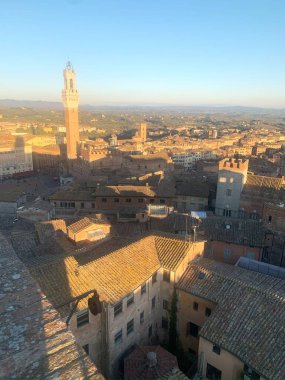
xmin=150 ymin=214 xmax=268 ymax=247
xmin=124 ymin=345 xmax=182 ymax=380
xmin=49 ymin=190 xmax=95 ymax=202
xmin=68 ymin=217 xmax=110 ymax=234
xmin=0 ymin=233 xmax=103 ymax=380
xmin=176 ymin=258 xmax=285 ymax=379
xmin=32 ymin=144 xmax=60 ymax=154
xmin=128 ymin=153 xmax=171 ymax=162
xmin=175 ymin=181 xmax=210 ymax=198
xmin=154 ymin=234 xmax=192 ymax=271
xmin=35 ymin=220 xmax=67 ymax=242
xmin=68 ymin=217 xmax=94 ymax=233
xmin=94 ymin=185 xmax=156 ymax=198
xmin=244 ymin=174 xmax=284 ymax=193
xmin=0 ymin=191 xmax=25 ymax=202
xmin=29 ymin=234 xmax=193 ymax=313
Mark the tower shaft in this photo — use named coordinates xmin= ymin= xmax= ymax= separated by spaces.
xmin=62 ymin=62 xmax=79 ymax=159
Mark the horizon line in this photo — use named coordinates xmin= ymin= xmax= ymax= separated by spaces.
xmin=0 ymin=98 xmax=285 ymax=111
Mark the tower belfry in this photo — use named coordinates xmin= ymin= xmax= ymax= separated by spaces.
xmin=62 ymin=62 xmax=80 ymax=159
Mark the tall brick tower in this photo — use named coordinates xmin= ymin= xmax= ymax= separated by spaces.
xmin=139 ymin=122 xmax=147 ymax=142
xmin=62 ymin=62 xmax=79 ymax=160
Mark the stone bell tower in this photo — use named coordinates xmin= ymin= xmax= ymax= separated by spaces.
xmin=62 ymin=62 xmax=80 ymax=160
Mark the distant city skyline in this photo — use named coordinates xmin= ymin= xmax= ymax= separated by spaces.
xmin=1 ymin=0 xmax=285 ymax=107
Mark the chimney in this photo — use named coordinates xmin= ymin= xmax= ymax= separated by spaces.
xmin=147 ymin=352 xmax=157 ymax=368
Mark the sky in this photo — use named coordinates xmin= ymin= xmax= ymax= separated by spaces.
xmin=1 ymin=0 xmax=285 ymax=107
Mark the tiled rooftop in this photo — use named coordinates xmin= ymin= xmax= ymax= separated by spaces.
xmin=124 ymin=345 xmax=187 ymax=380
xmin=175 ymin=181 xmax=210 ymax=198
xmin=150 ymin=214 xmax=268 ymax=247
xmin=29 ymin=234 xmax=194 ymax=313
xmin=0 ymin=190 xmax=25 ymax=202
xmin=35 ymin=219 xmax=67 ymax=242
xmin=68 ymin=217 xmax=94 ymax=234
xmin=246 ymin=174 xmax=283 ymax=190
xmin=0 ymin=232 xmax=103 ymax=379
xmin=94 ymin=185 xmax=157 ymax=197
xmin=49 ymin=190 xmax=95 ymax=201
xmin=177 ymin=258 xmax=285 ymax=379
xmin=128 ymin=152 xmax=171 ymax=162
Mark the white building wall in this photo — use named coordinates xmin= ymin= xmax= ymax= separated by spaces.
xmin=0 ymin=146 xmax=33 ymax=179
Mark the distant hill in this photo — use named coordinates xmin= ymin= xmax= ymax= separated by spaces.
xmin=0 ymin=99 xmax=284 ymax=116
xmin=0 ymin=99 xmax=63 ymax=110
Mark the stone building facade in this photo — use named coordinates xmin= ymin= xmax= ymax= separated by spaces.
xmin=215 ymin=158 xmax=248 ymax=217
xmin=176 ymin=258 xmax=285 ymax=380
xmin=30 ymin=234 xmax=205 ymax=379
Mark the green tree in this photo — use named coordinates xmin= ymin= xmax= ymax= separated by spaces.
xmin=167 ymin=289 xmax=192 ymax=374
xmin=168 ymin=288 xmax=178 ymax=354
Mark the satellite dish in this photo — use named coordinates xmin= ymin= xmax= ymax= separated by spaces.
xmin=88 ymin=292 xmax=102 ymax=316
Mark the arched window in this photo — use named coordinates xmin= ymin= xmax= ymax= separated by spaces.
xmin=70 ymin=78 xmax=73 ymax=90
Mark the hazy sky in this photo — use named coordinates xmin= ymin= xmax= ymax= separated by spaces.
xmin=1 ymin=0 xmax=285 ymax=107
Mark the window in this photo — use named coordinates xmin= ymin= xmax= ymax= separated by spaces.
xmin=80 ymin=202 xmax=84 ymax=208
xmin=152 ymin=296 xmax=156 ymax=310
xmin=213 ymin=344 xmax=221 ymax=355
xmin=163 ymin=299 xmax=169 ymax=310
xmin=206 ymin=363 xmax=222 ymax=380
xmin=114 ymin=329 xmax=123 ymax=346
xmin=114 ymin=198 xmax=119 ymax=203
xmin=91 ymin=202 xmax=95 ymax=208
xmin=160 ymin=199 xmax=166 ymax=204
xmin=148 ymin=325 xmax=152 ymax=338
xmin=77 ymin=310 xmax=89 ymax=328
xmin=141 ymin=283 xmax=146 ymax=295
xmin=127 ymin=319 xmax=134 ymax=335
xmin=138 ymin=198 xmax=144 ymax=203
xmin=82 ymin=344 xmax=89 ymax=355
xmin=140 ymin=311 xmax=144 ymax=324
xmin=226 ymin=189 xmax=232 ymax=196
xmin=268 ymin=215 xmax=272 ymax=224
xmin=162 ymin=317 xmax=168 ymax=329
xmin=205 ymin=307 xmax=212 ymax=317
xmin=114 ymin=301 xmax=123 ymax=317
xmin=163 ymin=270 xmax=170 ymax=283
xmin=149 ymin=198 xmax=155 ymax=204
xmin=193 ymin=302 xmax=199 ymax=311
xmin=186 ymin=322 xmax=199 ymax=338
xmin=101 ymin=198 xmax=107 ymax=203
xmin=127 ymin=293 xmax=134 ymax=307
xmin=223 ymin=209 xmax=231 ymax=217
xmin=126 ymin=198 xmax=132 ymax=203
xmin=152 ymin=272 xmax=157 ymax=284
xmin=223 ymin=248 xmax=231 ymax=260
